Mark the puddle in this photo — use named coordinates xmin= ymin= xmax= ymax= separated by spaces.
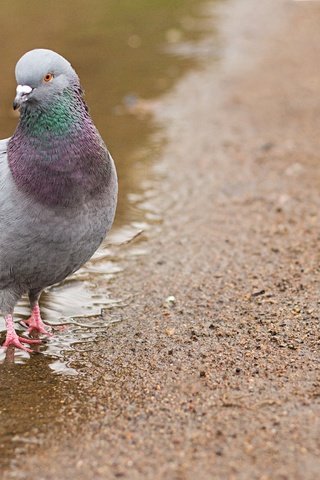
xmin=0 ymin=0 xmax=221 ymax=472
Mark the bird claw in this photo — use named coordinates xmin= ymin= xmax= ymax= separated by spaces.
xmin=18 ymin=336 xmax=42 ymax=345
xmin=3 ymin=313 xmax=45 ymax=354
xmin=3 ymin=335 xmax=34 ymax=353
xmin=27 ymin=324 xmax=52 ymax=336
xmin=23 ymin=315 xmax=52 ymax=337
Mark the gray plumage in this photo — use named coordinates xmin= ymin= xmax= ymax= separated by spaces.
xmin=0 ymin=49 xmax=117 ymax=349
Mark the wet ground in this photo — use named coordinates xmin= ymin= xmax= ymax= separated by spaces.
xmin=2 ymin=0 xmax=320 ymax=478
xmin=0 ymin=0 xmax=219 ymax=472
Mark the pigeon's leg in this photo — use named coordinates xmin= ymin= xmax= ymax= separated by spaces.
xmin=24 ymin=290 xmax=52 ymax=336
xmin=3 ymin=315 xmax=41 ymax=353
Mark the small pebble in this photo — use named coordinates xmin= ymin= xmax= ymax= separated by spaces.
xmin=165 ymin=295 xmax=176 ymax=306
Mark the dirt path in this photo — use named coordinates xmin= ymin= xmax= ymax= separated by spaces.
xmin=5 ymin=1 xmax=320 ymax=479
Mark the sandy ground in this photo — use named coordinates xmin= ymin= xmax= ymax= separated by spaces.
xmin=4 ymin=0 xmax=320 ymax=479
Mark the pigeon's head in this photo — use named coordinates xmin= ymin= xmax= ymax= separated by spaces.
xmin=13 ymin=49 xmax=80 ymax=111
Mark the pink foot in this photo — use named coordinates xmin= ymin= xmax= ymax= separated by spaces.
xmin=3 ymin=315 xmax=41 ymax=353
xmin=24 ymin=304 xmax=52 ymax=336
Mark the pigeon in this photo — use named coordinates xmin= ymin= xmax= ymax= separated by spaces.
xmin=0 ymin=49 xmax=118 ymax=352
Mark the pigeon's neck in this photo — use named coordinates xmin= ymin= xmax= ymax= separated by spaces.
xmin=18 ymin=88 xmax=85 ymax=136
xmin=8 ymin=89 xmax=111 ymax=207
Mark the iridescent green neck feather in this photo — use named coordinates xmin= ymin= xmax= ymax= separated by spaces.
xmin=20 ymin=88 xmax=84 ymax=137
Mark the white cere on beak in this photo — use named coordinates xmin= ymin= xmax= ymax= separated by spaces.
xmin=13 ymin=84 xmax=34 ymax=110
xmin=16 ymin=85 xmax=33 ymax=95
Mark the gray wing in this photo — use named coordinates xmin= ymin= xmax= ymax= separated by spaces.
xmin=0 ymin=137 xmax=26 ymax=290
xmin=0 ymin=138 xmax=9 ymax=156
xmin=0 ymin=137 xmax=25 ymax=308
xmin=0 ymin=141 xmax=69 ymax=290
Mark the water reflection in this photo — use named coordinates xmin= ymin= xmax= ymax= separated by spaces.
xmin=0 ymin=353 xmax=81 ymax=471
xmin=0 ymin=0 xmax=210 ymax=371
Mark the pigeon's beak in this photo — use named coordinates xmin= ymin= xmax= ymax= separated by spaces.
xmin=13 ymin=85 xmax=33 ymax=110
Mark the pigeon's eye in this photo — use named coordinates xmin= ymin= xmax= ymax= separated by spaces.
xmin=43 ymin=73 xmax=53 ymax=83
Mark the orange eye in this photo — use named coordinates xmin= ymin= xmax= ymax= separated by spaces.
xmin=43 ymin=73 xmax=53 ymax=82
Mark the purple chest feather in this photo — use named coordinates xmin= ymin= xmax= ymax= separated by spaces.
xmin=8 ymin=94 xmax=111 ymax=207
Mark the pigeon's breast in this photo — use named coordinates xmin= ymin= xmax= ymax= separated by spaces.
xmin=0 ymin=156 xmax=118 ymax=291
xmin=8 ymin=130 xmax=113 ymax=208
